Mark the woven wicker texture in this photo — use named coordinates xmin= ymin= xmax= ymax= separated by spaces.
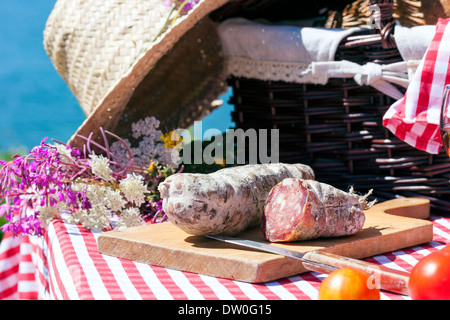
xmin=323 ymin=0 xmax=450 ymax=29
xmin=226 ymin=0 xmax=450 ymax=215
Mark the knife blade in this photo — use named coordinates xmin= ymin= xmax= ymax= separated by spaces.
xmin=207 ymin=235 xmax=338 ymax=273
xmin=206 ymin=235 xmax=410 ymax=296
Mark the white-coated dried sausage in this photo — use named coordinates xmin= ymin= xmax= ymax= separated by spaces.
xmin=158 ymin=163 xmax=315 ymax=236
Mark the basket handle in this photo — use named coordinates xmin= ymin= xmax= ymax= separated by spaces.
xmin=369 ymin=0 xmax=396 ymax=49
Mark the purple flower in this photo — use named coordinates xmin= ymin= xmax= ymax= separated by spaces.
xmin=181 ymin=0 xmax=199 ymax=12
xmin=0 ymin=138 xmax=87 ymax=237
xmin=66 ymin=190 xmax=77 ymax=205
xmin=56 ymin=191 xmax=65 ymax=202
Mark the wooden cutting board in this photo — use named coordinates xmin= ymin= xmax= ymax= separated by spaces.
xmin=97 ymin=197 xmax=433 ymax=283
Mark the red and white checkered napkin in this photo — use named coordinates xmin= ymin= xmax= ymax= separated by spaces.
xmin=383 ymin=18 xmax=450 ymax=154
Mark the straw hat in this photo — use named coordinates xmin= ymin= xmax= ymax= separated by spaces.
xmin=43 ymin=0 xmax=234 ymax=149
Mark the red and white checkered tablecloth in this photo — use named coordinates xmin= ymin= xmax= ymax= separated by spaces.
xmin=1 ymin=215 xmax=450 ymax=300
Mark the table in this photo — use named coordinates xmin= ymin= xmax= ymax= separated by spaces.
xmin=1 ymin=215 xmax=449 ymax=300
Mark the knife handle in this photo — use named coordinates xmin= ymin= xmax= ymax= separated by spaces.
xmin=302 ymin=250 xmax=410 ymax=296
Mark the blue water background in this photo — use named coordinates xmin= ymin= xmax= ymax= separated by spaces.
xmin=0 ymin=0 xmax=234 ymax=153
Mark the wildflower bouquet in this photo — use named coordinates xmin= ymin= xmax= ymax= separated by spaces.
xmin=0 ymin=0 xmax=220 ymax=238
xmin=0 ymin=117 xmax=181 ymax=237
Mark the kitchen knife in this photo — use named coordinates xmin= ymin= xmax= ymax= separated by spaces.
xmin=207 ymin=235 xmax=410 ymax=296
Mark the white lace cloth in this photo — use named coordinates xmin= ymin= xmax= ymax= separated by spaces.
xmin=217 ymin=18 xmax=435 ymax=99
xmin=217 ymin=18 xmax=360 ymax=85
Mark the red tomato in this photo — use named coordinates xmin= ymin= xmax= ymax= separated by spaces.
xmin=318 ymin=267 xmax=380 ymax=300
xmin=408 ymin=250 xmax=450 ymax=300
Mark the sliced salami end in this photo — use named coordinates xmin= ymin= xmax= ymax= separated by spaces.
xmin=262 ymin=179 xmax=324 ymax=242
xmin=262 ymin=178 xmax=365 ymax=242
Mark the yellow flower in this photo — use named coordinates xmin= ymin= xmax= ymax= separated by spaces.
xmin=161 ymin=131 xmax=183 ymax=149
xmin=148 ymin=160 xmax=156 ymax=171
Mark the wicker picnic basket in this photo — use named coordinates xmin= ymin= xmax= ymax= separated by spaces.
xmin=212 ymin=0 xmax=450 ymax=215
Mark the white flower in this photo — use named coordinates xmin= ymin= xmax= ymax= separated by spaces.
xmin=119 ymin=173 xmax=148 ymax=206
xmin=55 ymin=144 xmax=72 ymax=160
xmin=115 ymin=207 xmax=145 ymax=230
xmin=82 ymin=205 xmax=111 ymax=231
xmin=65 ymin=206 xmax=111 ymax=231
xmin=71 ymin=182 xmax=85 ymax=192
xmin=104 ymin=188 xmax=127 ymax=212
xmin=66 ymin=209 xmax=88 ymax=225
xmin=85 ymin=184 xmax=107 ymax=208
xmin=89 ymin=153 xmax=113 ymax=182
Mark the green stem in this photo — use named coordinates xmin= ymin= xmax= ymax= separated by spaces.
xmin=169 ymin=0 xmax=191 ymax=29
xmin=152 ymin=2 xmax=177 ymax=42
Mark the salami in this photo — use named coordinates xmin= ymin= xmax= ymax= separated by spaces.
xmin=262 ymin=178 xmax=372 ymax=242
xmin=158 ymin=163 xmax=315 ymax=236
